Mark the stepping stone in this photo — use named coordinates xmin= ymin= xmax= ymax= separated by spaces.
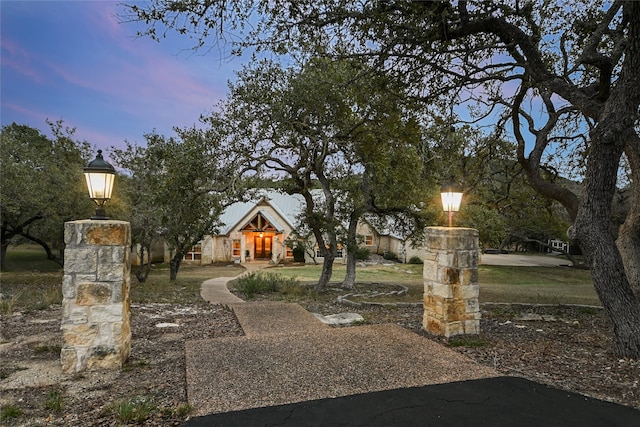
xmin=313 ymin=312 xmax=365 ymax=325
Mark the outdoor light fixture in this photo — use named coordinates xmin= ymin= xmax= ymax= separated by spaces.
xmin=84 ymin=150 xmax=115 ymax=220
xmin=440 ymin=178 xmax=463 ymax=227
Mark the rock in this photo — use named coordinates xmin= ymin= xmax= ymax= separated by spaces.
xmin=312 ymin=313 xmax=365 ymax=325
xmin=155 ymin=322 xmax=180 ymax=328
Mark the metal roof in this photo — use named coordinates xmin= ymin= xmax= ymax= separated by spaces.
xmin=218 ymin=190 xmax=307 ymax=235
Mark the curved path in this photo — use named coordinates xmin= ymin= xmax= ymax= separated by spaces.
xmin=200 ymin=261 xmax=269 ymax=305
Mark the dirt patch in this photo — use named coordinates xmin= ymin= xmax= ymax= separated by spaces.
xmin=1 ymin=303 xmax=243 ymax=426
xmin=1 ymin=301 xmax=638 ymax=426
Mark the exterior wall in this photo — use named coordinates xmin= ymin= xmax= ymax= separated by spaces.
xmin=131 ymin=240 xmax=167 ymax=266
xmin=210 ymin=202 xmax=296 ymax=264
xmin=403 ymin=244 xmax=426 ymax=263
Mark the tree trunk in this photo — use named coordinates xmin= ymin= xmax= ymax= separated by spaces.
xmin=342 ymin=213 xmax=359 ymax=289
xmin=564 ymin=1 xmax=640 ymax=358
xmin=135 ymin=244 xmax=151 ymax=283
xmin=0 ymin=241 xmax=8 ymax=271
xmin=569 ymin=103 xmax=640 ymax=358
xmin=169 ymin=254 xmax=183 ymax=281
xmin=315 ymin=253 xmax=335 ymax=291
xmin=572 ymin=217 xmax=640 ymax=357
xmin=617 ymin=142 xmax=640 ymax=301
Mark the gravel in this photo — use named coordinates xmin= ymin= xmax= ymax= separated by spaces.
xmin=1 ymin=301 xmax=638 ymax=426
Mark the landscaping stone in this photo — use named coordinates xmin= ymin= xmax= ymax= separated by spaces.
xmin=313 ymin=313 xmax=365 ymax=325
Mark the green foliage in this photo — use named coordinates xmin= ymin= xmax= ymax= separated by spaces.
xmin=45 ymin=390 xmax=64 ymax=412
xmin=201 ymin=56 xmax=429 ymax=290
xmin=110 ymin=396 xmax=156 ymax=423
xmin=354 ymin=246 xmax=371 ymax=261
xmin=0 ymin=121 xmax=94 ymax=269
xmin=408 ymin=256 xmax=423 ymax=265
xmin=0 ymin=246 xmax=63 ymax=313
xmin=382 ymin=251 xmax=398 ymax=261
xmin=447 ymin=338 xmax=488 ymax=348
xmin=0 ymin=403 xmax=23 ymax=421
xmin=458 ymin=204 xmax=507 ymax=249
xmin=174 ymin=403 xmax=193 ymax=417
xmin=233 ymin=272 xmax=301 ymax=298
xmin=112 ymin=129 xmax=245 ymax=280
xmin=291 ymin=242 xmax=306 ymax=262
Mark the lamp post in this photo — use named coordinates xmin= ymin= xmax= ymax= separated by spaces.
xmin=84 ymin=150 xmax=115 ymax=220
xmin=440 ymin=178 xmax=463 ymax=227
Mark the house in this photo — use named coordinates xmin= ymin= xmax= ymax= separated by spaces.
xmin=171 ymin=190 xmax=421 ymax=265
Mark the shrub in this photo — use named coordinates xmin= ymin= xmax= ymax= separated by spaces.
xmin=383 ymin=251 xmax=398 ymax=261
xmin=408 ymin=256 xmax=423 ymax=265
xmin=355 ymin=246 xmax=371 ymax=261
xmin=233 ymin=272 xmax=300 ymax=298
xmin=292 ymin=246 xmax=306 ymax=263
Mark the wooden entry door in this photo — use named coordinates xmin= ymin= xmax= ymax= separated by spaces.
xmin=254 ymin=235 xmax=272 ymax=259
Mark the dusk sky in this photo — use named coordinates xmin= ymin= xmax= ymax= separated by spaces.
xmin=1 ymin=0 xmax=245 ymax=155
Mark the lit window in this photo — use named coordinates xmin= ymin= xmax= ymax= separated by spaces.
xmin=364 ymin=235 xmax=373 ymax=246
xmin=232 ymin=240 xmax=241 ymax=257
xmin=286 ymin=246 xmax=293 ymax=257
xmin=185 ymin=244 xmax=202 ymax=261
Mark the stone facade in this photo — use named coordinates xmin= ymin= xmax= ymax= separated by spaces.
xmin=423 ymin=227 xmax=480 ymax=337
xmin=61 ymin=220 xmax=131 ymax=373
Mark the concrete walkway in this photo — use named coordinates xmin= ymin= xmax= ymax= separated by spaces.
xmin=199 ymin=261 xmax=270 ymax=305
xmin=185 ymin=261 xmax=639 ymax=426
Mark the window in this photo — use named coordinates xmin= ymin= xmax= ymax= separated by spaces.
xmin=315 ymin=244 xmax=344 ymax=258
xmin=185 ymin=244 xmax=202 ymax=261
xmin=286 ymin=246 xmax=293 ymax=258
xmin=232 ymin=240 xmax=241 ymax=257
xmin=364 ymin=235 xmax=373 ymax=246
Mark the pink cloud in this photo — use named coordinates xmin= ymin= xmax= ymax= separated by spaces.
xmin=2 ymin=102 xmax=49 ymax=123
xmin=1 ymin=38 xmax=45 ymax=83
xmin=37 ymin=2 xmax=227 ymax=127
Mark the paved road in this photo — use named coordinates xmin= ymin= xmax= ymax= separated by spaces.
xmin=481 ymin=253 xmax=572 ymax=267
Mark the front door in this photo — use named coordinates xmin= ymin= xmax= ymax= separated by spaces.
xmin=254 ymin=235 xmax=272 ymax=259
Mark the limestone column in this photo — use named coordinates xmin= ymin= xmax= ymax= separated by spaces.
xmin=61 ymin=220 xmax=131 ymax=373
xmin=423 ymin=226 xmax=480 ymax=337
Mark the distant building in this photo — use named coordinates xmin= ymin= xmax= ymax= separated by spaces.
xmin=170 ymin=190 xmax=420 ymax=265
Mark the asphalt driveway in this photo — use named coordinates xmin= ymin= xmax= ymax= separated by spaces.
xmin=481 ymin=253 xmax=572 ymax=267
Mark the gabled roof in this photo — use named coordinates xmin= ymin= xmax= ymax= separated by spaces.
xmin=240 ymin=209 xmax=285 ymax=233
xmin=218 ymin=190 xmax=306 ymax=235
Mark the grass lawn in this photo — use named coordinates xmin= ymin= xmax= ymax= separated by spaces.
xmin=261 ymin=261 xmax=600 ymax=306
xmin=478 ymin=265 xmax=598 ymax=305
xmin=0 ymin=245 xmax=244 ymax=312
xmin=1 ymin=245 xmax=600 ymax=312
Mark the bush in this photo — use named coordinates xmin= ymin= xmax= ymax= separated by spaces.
xmin=355 ymin=246 xmax=371 ymax=261
xmin=233 ymin=272 xmax=300 ymax=298
xmin=383 ymin=251 xmax=398 ymax=261
xmin=292 ymin=245 xmax=306 ymax=263
xmin=408 ymin=256 xmax=423 ymax=265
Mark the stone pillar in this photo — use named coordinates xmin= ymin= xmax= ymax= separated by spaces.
xmin=423 ymin=226 xmax=480 ymax=338
xmin=61 ymin=220 xmax=131 ymax=373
